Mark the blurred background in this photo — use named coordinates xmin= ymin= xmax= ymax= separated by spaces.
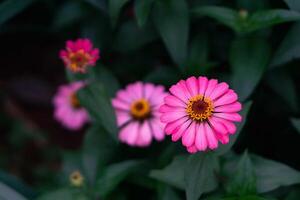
xmin=1 ymin=0 xmax=300 ymax=199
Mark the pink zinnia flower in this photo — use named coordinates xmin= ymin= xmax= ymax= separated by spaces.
xmin=59 ymin=38 xmax=100 ymax=73
xmin=159 ymin=76 xmax=242 ymax=153
xmin=53 ymin=82 xmax=89 ymax=130
xmin=112 ymin=82 xmax=168 ymax=147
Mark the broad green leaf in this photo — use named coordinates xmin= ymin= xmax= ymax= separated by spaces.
xmin=185 ymin=153 xmax=219 ymax=200
xmin=134 ymin=0 xmax=154 ymax=27
xmin=291 ymin=118 xmax=300 ymax=133
xmin=36 ymin=188 xmax=75 ymax=200
xmin=61 ymin=151 xmax=83 ymax=184
xmin=0 ymin=170 xmax=35 ymax=199
xmin=0 ymin=0 xmax=36 ymax=26
xmin=0 ymin=182 xmax=27 ymax=200
xmin=253 ymin=155 xmax=300 ymax=193
xmin=285 ymin=189 xmax=300 ymax=200
xmin=96 ymin=160 xmax=141 ymax=197
xmin=113 ymin=20 xmax=158 ymax=53
xmin=230 ymin=37 xmax=270 ymax=101
xmin=192 ymin=6 xmax=239 ymax=32
xmin=223 ymin=196 xmax=268 ymax=200
xmin=192 ymin=6 xmax=300 ymax=33
xmin=150 ymin=155 xmax=187 ymax=190
xmin=271 ymin=22 xmax=300 ymax=68
xmin=266 ymin=69 xmax=298 ymax=112
xmin=237 ymin=0 xmax=269 ymax=12
xmin=284 ymin=0 xmax=300 ymax=12
xmin=108 ymin=0 xmax=130 ymax=27
xmin=153 ymin=0 xmax=189 ymax=68
xmin=215 ymin=101 xmax=252 ymax=156
xmin=224 ymin=154 xmax=300 ymax=193
xmin=82 ymin=126 xmax=117 ymax=185
xmin=227 ymin=151 xmax=256 ymax=196
xmin=78 ymin=83 xmax=118 ymax=140
xmin=144 ymin=67 xmax=181 ymax=86
xmin=160 ymin=186 xmax=181 ymax=200
xmin=85 ymin=0 xmax=107 ymax=12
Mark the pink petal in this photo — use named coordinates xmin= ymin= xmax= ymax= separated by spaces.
xmin=169 ymin=83 xmax=189 ymax=102
xmin=132 ymin=82 xmax=144 ymax=99
xmin=164 ymin=116 xmax=189 ymax=135
xmin=204 ymin=123 xmax=218 ymax=150
xmin=119 ymin=122 xmax=139 ymax=145
xmin=186 ymin=76 xmax=198 ymax=97
xmin=214 ymin=102 xmax=242 ymax=113
xmin=212 ymin=117 xmax=237 ymax=134
xmin=149 ymin=86 xmax=166 ymax=106
xmin=150 ymin=119 xmax=165 ymax=141
xmin=209 ymin=82 xmax=229 ymax=100
xmin=178 ymin=80 xmax=192 ymax=99
xmin=213 ymin=90 xmax=238 ymax=107
xmin=213 ymin=113 xmax=242 ymax=122
xmin=164 ymin=95 xmax=186 ymax=108
xmin=182 ymin=122 xmax=196 ymax=147
xmin=159 ymin=105 xmax=185 ymax=113
xmin=187 ymin=145 xmax=198 ymax=154
xmin=112 ymin=99 xmax=130 ymax=110
xmin=209 ymin=117 xmax=228 ymax=135
xmin=195 ymin=123 xmax=207 ymax=151
xmin=204 ymin=79 xmax=218 ymax=98
xmin=144 ymin=83 xmax=155 ymax=100
xmin=215 ymin=131 xmax=229 ymax=144
xmin=115 ymin=111 xmax=131 ymax=126
xmin=136 ymin=121 xmax=152 ymax=147
xmin=198 ymin=76 xmax=209 ymax=95
xmin=171 ymin=120 xmax=191 ymax=142
xmin=160 ymin=111 xmax=187 ymax=123
xmin=116 ymin=90 xmax=133 ymax=104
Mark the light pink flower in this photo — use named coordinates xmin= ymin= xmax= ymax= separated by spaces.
xmin=59 ymin=38 xmax=100 ymax=73
xmin=159 ymin=76 xmax=242 ymax=153
xmin=53 ymin=82 xmax=89 ymax=130
xmin=112 ymin=82 xmax=168 ymax=147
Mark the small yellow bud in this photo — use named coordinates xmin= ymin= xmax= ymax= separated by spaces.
xmin=70 ymin=170 xmax=84 ymax=187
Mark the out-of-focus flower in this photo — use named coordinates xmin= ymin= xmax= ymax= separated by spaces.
xmin=53 ymin=81 xmax=89 ymax=130
xmin=160 ymin=76 xmax=242 ymax=153
xmin=112 ymin=82 xmax=168 ymax=147
xmin=59 ymin=38 xmax=100 ymax=73
xmin=69 ymin=170 xmax=84 ymax=187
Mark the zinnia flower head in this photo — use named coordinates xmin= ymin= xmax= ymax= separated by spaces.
xmin=53 ymin=81 xmax=89 ymax=130
xmin=59 ymin=38 xmax=100 ymax=73
xmin=159 ymin=76 xmax=242 ymax=153
xmin=112 ymin=82 xmax=168 ymax=147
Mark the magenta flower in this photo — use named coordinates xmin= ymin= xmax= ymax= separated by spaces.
xmin=112 ymin=82 xmax=168 ymax=147
xmin=160 ymin=76 xmax=242 ymax=153
xmin=59 ymin=38 xmax=100 ymax=73
xmin=53 ymin=82 xmax=89 ymax=130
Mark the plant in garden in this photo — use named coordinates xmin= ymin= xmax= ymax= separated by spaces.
xmin=112 ymin=82 xmax=167 ymax=147
xmin=160 ymin=76 xmax=242 ymax=153
xmin=60 ymin=38 xmax=100 ymax=73
xmin=53 ymin=81 xmax=89 ymax=130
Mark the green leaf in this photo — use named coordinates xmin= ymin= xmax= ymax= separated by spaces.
xmin=266 ymin=69 xmax=298 ymax=112
xmin=159 ymin=186 xmax=181 ymax=200
xmin=215 ymin=101 xmax=252 ymax=156
xmin=96 ymin=160 xmax=141 ymax=197
xmin=82 ymin=126 xmax=117 ymax=185
xmin=153 ymin=0 xmax=189 ymax=68
xmin=223 ymin=196 xmax=268 ymax=200
xmin=78 ymin=83 xmax=118 ymax=141
xmin=0 ymin=0 xmax=36 ymax=26
xmin=134 ymin=0 xmax=154 ymax=27
xmin=36 ymin=188 xmax=75 ymax=200
xmin=184 ymin=153 xmax=219 ymax=200
xmin=85 ymin=0 xmax=107 ymax=12
xmin=285 ymin=189 xmax=300 ymax=200
xmin=113 ymin=20 xmax=158 ymax=53
xmin=230 ymin=37 xmax=270 ymax=101
xmin=144 ymin=67 xmax=181 ymax=86
xmin=271 ymin=22 xmax=300 ymax=68
xmin=284 ymin=0 xmax=300 ymax=12
xmin=291 ymin=118 xmax=300 ymax=133
xmin=192 ymin=6 xmax=300 ymax=33
xmin=0 ymin=182 xmax=27 ymax=200
xmin=227 ymin=151 xmax=256 ymax=196
xmin=108 ymin=0 xmax=130 ymax=27
xmin=150 ymin=155 xmax=187 ymax=190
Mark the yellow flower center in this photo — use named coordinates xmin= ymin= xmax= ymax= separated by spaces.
xmin=70 ymin=93 xmax=81 ymax=109
xmin=186 ymin=95 xmax=214 ymax=121
xmin=130 ymin=99 xmax=151 ymax=120
xmin=68 ymin=49 xmax=91 ymax=72
xmin=70 ymin=170 xmax=84 ymax=187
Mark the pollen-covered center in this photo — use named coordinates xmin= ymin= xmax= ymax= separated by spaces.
xmin=186 ymin=95 xmax=214 ymax=121
xmin=70 ymin=93 xmax=81 ymax=109
xmin=69 ymin=49 xmax=91 ymax=70
xmin=130 ymin=99 xmax=151 ymax=120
